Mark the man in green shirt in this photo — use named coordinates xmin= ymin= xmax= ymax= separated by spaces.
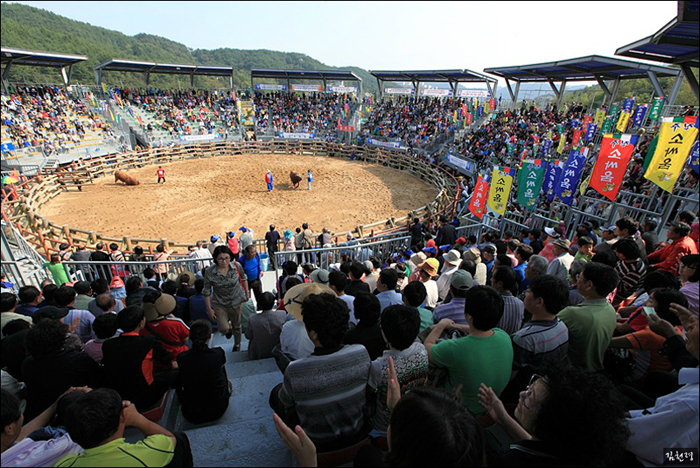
xmin=558 ymin=262 xmax=619 ymax=372
xmin=56 ymin=387 xmax=193 ymax=467
xmin=424 ymin=285 xmax=513 ymax=415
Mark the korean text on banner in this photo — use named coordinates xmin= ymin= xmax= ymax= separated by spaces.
xmin=585 ymin=122 xmax=598 ymax=142
xmin=572 ymin=129 xmax=582 ymax=147
xmin=590 ymin=134 xmax=639 ymax=201
xmin=644 ymin=116 xmax=699 ymax=192
xmin=632 ymin=104 xmax=648 ymax=127
xmin=649 ymin=97 xmax=665 ymax=122
xmin=543 ymin=160 xmax=564 ymax=202
xmin=469 ymin=175 xmax=490 ymax=219
xmin=557 ymin=135 xmax=567 ymax=154
xmin=554 ymin=147 xmax=588 ymax=205
xmin=487 ymin=168 xmax=513 ymax=216
xmin=594 ymin=109 xmax=606 ymax=127
xmin=517 ymin=160 xmax=546 ymax=210
xmin=616 ymin=111 xmax=631 ymax=133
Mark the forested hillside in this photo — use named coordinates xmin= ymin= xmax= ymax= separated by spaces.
xmin=0 ymin=2 xmax=378 ymax=91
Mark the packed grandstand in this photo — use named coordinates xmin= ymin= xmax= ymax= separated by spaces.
xmin=1 ymin=6 xmax=699 ymax=468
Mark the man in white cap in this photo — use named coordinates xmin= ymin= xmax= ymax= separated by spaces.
xmin=433 ymin=270 xmax=474 ymax=325
xmin=547 ymin=238 xmax=574 ymax=281
xmin=594 ymin=226 xmax=618 ymax=254
xmin=540 ymin=226 xmax=563 ymax=263
xmin=363 ymin=260 xmax=378 ymax=292
xmin=436 ymin=250 xmax=462 ymax=301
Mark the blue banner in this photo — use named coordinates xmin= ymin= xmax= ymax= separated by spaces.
xmin=585 ymin=122 xmax=598 ymax=142
xmin=632 ymin=105 xmax=647 ymax=127
xmin=1 ymin=142 xmax=16 ymax=153
xmin=688 ymin=140 xmax=700 ymax=174
xmin=541 ymin=139 xmax=552 ymax=156
xmin=554 ymin=147 xmax=588 ymax=205
xmin=623 ymin=98 xmax=635 ymax=113
xmin=543 ymin=160 xmax=564 ymax=202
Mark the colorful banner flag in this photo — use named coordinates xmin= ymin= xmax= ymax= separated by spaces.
xmin=556 ymin=135 xmax=566 ymax=154
xmin=543 ymin=160 xmax=564 ymax=201
xmin=580 ymin=173 xmax=591 ymax=196
xmin=688 ymin=140 xmax=699 ymax=174
xmin=594 ymin=109 xmax=606 ymax=127
xmin=554 ymin=147 xmax=588 ymax=205
xmin=632 ymin=104 xmax=648 ymax=127
xmin=585 ymin=122 xmax=598 ymax=142
xmin=609 ymin=102 xmax=621 ymax=119
xmin=487 ymin=167 xmax=514 ymax=216
xmin=644 ymin=116 xmax=700 ymax=192
xmin=623 ymin=98 xmax=635 ymax=113
xmin=517 ymin=160 xmax=546 ymax=210
xmin=616 ymin=111 xmax=631 ymax=132
xmin=590 ymin=134 xmax=639 ymax=201
xmin=468 ymin=175 xmax=490 ymax=219
xmin=601 ymin=115 xmax=615 ymax=134
xmin=541 ymin=139 xmax=552 ymax=156
xmin=572 ymin=129 xmax=582 ymax=147
xmin=466 ymin=113 xmax=472 ymax=125
xmin=649 ymin=97 xmax=665 ymax=122
xmin=643 ymin=135 xmax=659 ymax=170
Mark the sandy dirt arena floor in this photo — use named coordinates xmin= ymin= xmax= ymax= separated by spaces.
xmin=40 ymin=153 xmax=439 ymax=246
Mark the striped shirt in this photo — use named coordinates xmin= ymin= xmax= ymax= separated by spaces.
xmin=278 ymin=344 xmax=371 ymax=444
xmin=497 ymin=292 xmax=525 ymax=336
xmin=433 ymin=298 xmax=467 ymax=325
xmin=512 ymin=318 xmax=569 ymax=371
xmin=613 ymin=259 xmax=647 ymax=307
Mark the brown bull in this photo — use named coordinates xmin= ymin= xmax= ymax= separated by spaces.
xmin=290 ymin=171 xmax=302 ymax=189
xmin=114 ymin=170 xmax=140 ymax=186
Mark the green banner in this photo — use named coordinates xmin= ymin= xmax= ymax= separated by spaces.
xmin=601 ymin=115 xmax=615 ymax=134
xmin=643 ymin=135 xmax=659 ymax=170
xmin=609 ymin=102 xmax=621 ymax=119
xmin=517 ymin=160 xmax=546 ymax=209
xmin=649 ymin=97 xmax=665 ymax=122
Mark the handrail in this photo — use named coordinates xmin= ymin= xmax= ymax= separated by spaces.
xmin=1 ymin=140 xmax=456 ymax=263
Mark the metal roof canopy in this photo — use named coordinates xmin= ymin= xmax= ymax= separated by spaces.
xmin=250 ymin=69 xmax=362 ymax=94
xmin=615 ymin=1 xmax=699 ymax=100
xmin=94 ymin=59 xmax=235 ymax=88
xmin=484 ymin=54 xmax=683 ymax=108
xmin=1 ymin=47 xmax=87 ymax=90
xmin=369 ymin=69 xmax=498 ymax=98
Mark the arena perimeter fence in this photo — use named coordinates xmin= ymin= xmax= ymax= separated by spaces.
xmin=0 ymin=139 xmax=461 ymax=266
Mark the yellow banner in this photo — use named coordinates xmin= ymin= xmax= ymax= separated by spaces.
xmin=557 ymin=135 xmax=566 ymax=154
xmin=101 ymin=82 xmax=108 ymax=93
xmin=487 ymin=168 xmax=514 ymax=216
xmin=616 ymin=111 xmax=631 ymax=132
xmin=484 ymin=102 xmax=490 ymax=113
xmin=595 ymin=109 xmax=606 ymax=127
xmin=644 ymin=117 xmax=699 ymax=192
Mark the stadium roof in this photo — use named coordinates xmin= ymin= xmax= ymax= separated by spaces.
xmin=94 ymin=59 xmax=235 ymax=87
xmin=250 ymin=69 xmax=361 ymax=81
xmin=369 ymin=69 xmax=496 ymax=84
xmin=484 ymin=55 xmax=682 ymax=107
xmin=369 ymin=69 xmax=498 ymax=98
xmin=615 ymin=18 xmax=699 ymax=67
xmin=1 ymin=47 xmax=87 ymax=89
xmin=615 ymin=1 xmax=699 ymax=100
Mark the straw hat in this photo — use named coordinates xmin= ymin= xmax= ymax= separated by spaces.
xmin=282 ymin=282 xmax=336 ymax=322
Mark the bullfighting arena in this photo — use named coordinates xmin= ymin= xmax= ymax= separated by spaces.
xmin=39 ymin=153 xmax=439 ymax=245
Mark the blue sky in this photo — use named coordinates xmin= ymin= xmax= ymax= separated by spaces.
xmin=11 ymin=1 xmax=677 ymax=75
